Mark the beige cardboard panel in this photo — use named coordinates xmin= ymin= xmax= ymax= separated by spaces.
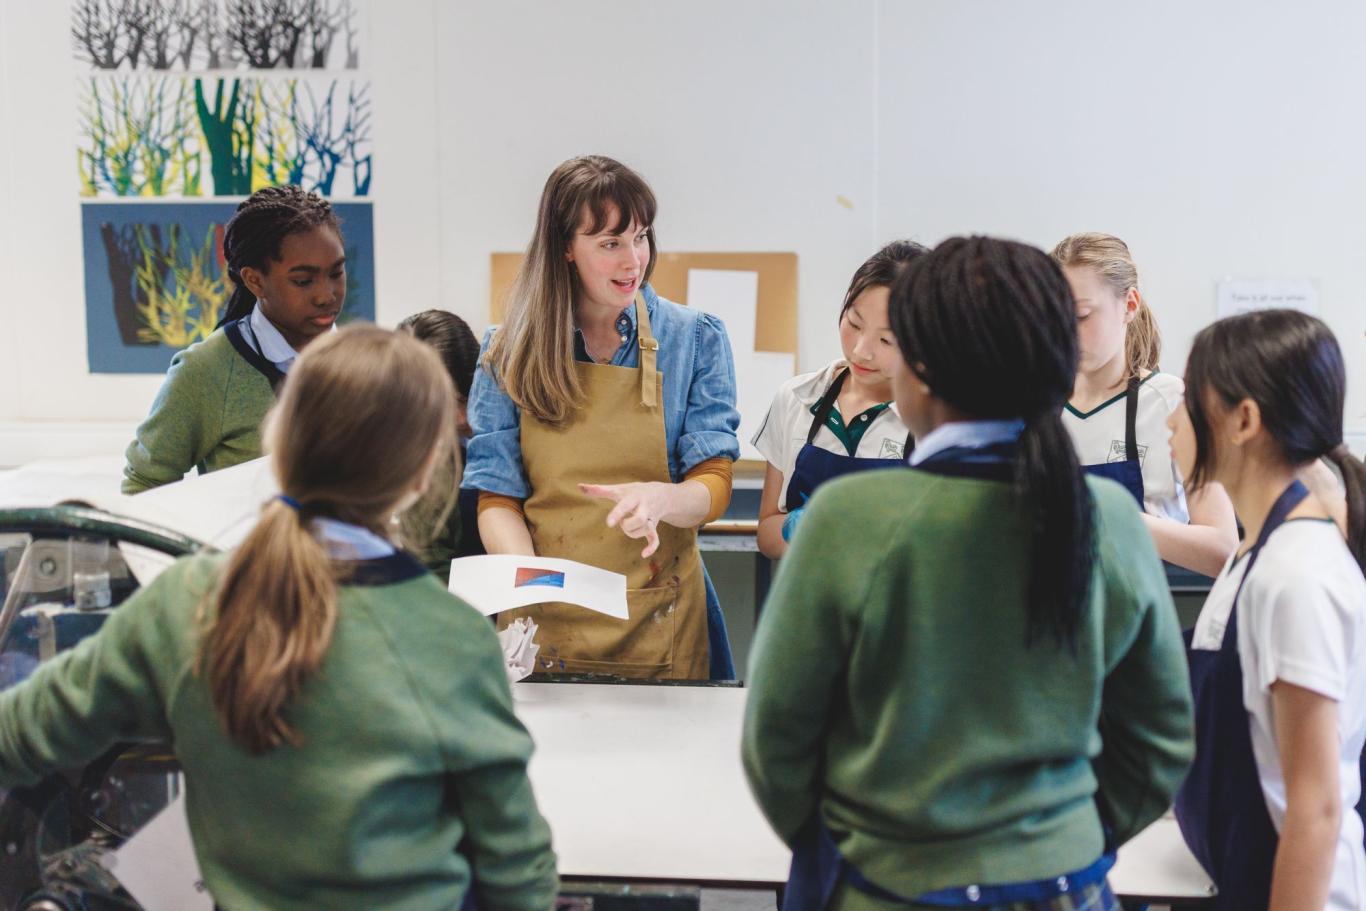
xmin=490 ymin=252 xmax=798 ymax=354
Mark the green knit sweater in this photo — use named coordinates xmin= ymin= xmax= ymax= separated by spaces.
xmin=123 ymin=329 xmax=276 ymax=494
xmin=0 ymin=553 xmax=557 ymax=911
xmin=742 ymin=469 xmax=1194 ymax=897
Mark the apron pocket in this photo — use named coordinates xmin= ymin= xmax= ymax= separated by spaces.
xmin=566 ymin=583 xmax=678 ymax=676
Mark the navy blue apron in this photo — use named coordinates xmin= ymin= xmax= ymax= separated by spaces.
xmin=1172 ymin=480 xmax=1307 ymax=910
xmin=1078 ymin=379 xmax=1144 ymax=509
xmin=223 ymin=316 xmax=287 ymax=392
xmin=784 ymin=368 xmax=913 ymax=514
xmin=780 ymin=439 xmax=1115 ymax=911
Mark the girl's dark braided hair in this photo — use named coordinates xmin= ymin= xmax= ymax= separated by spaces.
xmin=890 ymin=236 xmax=1095 ymax=650
xmin=216 ymin=185 xmax=342 ymax=329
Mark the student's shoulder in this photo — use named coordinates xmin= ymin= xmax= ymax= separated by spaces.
xmin=363 ymin=567 xmax=499 ymax=637
xmin=164 ymin=328 xmax=236 ymax=380
xmin=1140 ymin=371 xmax=1185 ymax=411
xmin=771 ymin=360 xmax=841 ymax=410
xmin=1085 ymin=474 xmax=1169 ymax=594
xmin=1257 ymin=520 xmax=1366 ymax=595
xmin=806 ymin=464 xmax=927 ymax=535
xmin=1087 ymin=475 xmax=1152 ymax=539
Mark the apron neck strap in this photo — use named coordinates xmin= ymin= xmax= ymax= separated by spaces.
xmin=635 ymin=294 xmax=659 ymax=408
xmin=1124 ymin=377 xmax=1141 ymax=461
xmin=1232 ymin=479 xmax=1311 ymax=608
xmin=808 ymin=368 xmax=850 ymax=445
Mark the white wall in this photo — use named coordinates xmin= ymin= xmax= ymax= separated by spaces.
xmin=877 ymin=0 xmax=1366 ymax=443
xmin=433 ymin=0 xmax=878 ymax=368
xmin=2 ymin=0 xmax=1364 ymax=461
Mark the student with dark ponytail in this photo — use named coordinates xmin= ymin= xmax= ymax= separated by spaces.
xmin=1172 ymin=309 xmax=1366 ymax=911
xmin=122 ymin=185 xmax=347 ymax=493
xmin=743 ymin=236 xmax=1193 ymax=911
xmin=1 ymin=326 xmax=557 ymax=910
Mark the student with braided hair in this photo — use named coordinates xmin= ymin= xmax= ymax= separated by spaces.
xmin=743 ymin=237 xmax=1193 ymax=911
xmin=122 ymin=185 xmax=347 ymax=493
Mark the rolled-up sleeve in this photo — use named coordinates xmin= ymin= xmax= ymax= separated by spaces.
xmin=462 ymin=328 xmax=530 ymax=499
xmin=677 ymin=313 xmax=741 ymax=473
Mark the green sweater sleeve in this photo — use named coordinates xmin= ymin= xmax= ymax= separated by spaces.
xmin=440 ymin=615 xmax=558 ymax=911
xmin=0 ymin=570 xmax=178 ymax=785
xmin=742 ymin=487 xmax=853 ymax=844
xmin=1091 ymin=486 xmax=1196 ymax=846
xmin=123 ymin=345 xmax=224 ymax=494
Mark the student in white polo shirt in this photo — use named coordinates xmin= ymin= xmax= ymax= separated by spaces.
xmin=752 ymin=241 xmax=926 ymax=559
xmin=1052 ymin=232 xmax=1238 ymax=577
xmin=1172 ymin=309 xmax=1366 ymax=911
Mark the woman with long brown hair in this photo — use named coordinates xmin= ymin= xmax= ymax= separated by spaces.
xmin=0 ymin=326 xmax=557 ymax=911
xmin=464 ymin=155 xmax=741 ymax=680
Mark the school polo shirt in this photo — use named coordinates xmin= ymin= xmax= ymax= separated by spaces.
xmin=1062 ymin=372 xmax=1190 ymax=522
xmin=751 ymin=360 xmax=909 ymax=511
xmin=1191 ymin=519 xmax=1366 ymax=910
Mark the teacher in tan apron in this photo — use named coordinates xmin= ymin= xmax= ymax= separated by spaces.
xmin=462 ymin=155 xmax=742 ymax=680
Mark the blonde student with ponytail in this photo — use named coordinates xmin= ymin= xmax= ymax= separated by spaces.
xmin=1053 ymin=232 xmax=1238 ymax=577
xmin=0 ymin=326 xmax=557 ymax=911
xmin=123 ymin=185 xmax=347 ymax=494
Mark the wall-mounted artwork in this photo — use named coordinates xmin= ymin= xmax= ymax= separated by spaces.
xmin=78 ymin=75 xmax=372 ymax=197
xmin=72 ymin=0 xmax=378 ymax=375
xmin=82 ymin=201 xmax=375 ymax=373
xmin=71 ymin=0 xmax=366 ymax=71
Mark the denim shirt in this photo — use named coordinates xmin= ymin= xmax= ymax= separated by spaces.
xmin=463 ymin=284 xmax=741 ymax=498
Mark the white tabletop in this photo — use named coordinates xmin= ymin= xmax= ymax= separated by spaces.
xmin=515 ymin=682 xmax=1214 ymax=902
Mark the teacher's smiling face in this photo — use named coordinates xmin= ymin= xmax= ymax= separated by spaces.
xmin=567 ymin=205 xmax=652 ymax=316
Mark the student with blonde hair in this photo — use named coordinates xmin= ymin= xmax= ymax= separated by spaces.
xmin=1053 ymin=232 xmax=1238 ymax=577
xmin=0 ymin=326 xmax=557 ymax=911
xmin=464 ymin=155 xmax=741 ymax=681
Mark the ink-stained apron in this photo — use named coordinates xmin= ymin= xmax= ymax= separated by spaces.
xmin=504 ymin=296 xmax=709 ymax=680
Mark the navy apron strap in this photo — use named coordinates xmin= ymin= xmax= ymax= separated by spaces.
xmin=1233 ymin=480 xmax=1310 ymax=603
xmin=807 ymin=368 xmax=849 ymax=445
xmin=1174 ymin=478 xmax=1310 ymax=909
xmin=1124 ymin=377 xmax=1140 ymax=462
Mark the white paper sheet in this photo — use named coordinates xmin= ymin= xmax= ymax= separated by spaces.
xmin=105 ymin=791 xmax=213 ymax=911
xmin=131 ymin=457 xmax=279 ymax=548
xmin=447 ymin=555 xmax=629 ymax=619
xmin=1216 ymin=278 xmax=1320 ymax=318
xmin=688 ymin=269 xmax=760 ymax=354
xmin=734 ymin=351 xmax=797 ymax=461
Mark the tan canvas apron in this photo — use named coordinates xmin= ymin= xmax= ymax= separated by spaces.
xmin=504 ymin=296 xmax=709 ymax=679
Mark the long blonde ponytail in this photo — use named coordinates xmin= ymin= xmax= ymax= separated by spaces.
xmin=198 ymin=325 xmax=456 ymax=754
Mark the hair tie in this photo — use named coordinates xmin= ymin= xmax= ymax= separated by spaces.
xmin=277 ymin=494 xmax=302 ymax=511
